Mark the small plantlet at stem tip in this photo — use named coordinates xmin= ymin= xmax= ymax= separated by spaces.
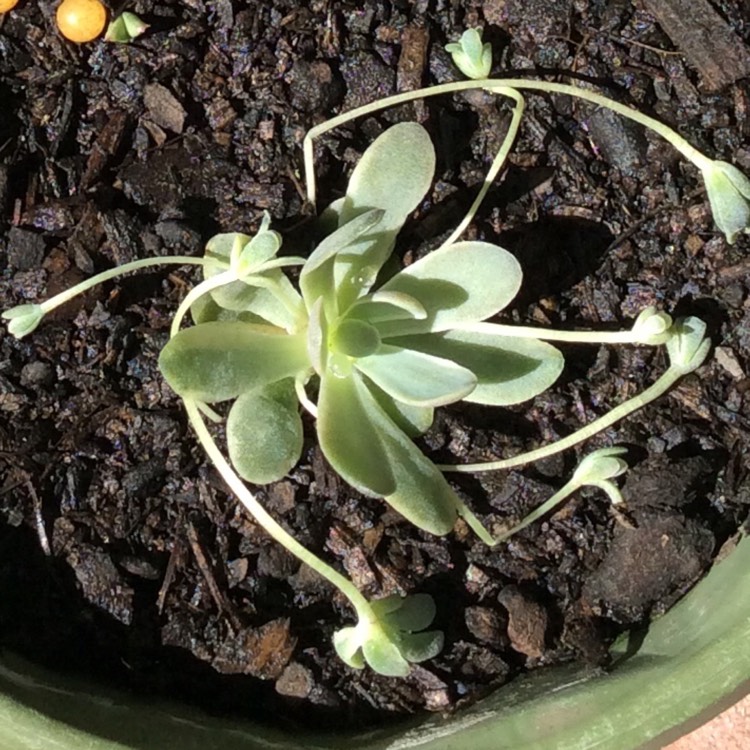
xmin=445 ymin=28 xmax=493 ymax=80
xmin=105 ymin=11 xmax=149 ymax=43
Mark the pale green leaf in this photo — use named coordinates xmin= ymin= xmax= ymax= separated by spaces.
xmin=340 ymin=122 xmax=435 ymax=231
xmin=303 ymin=208 xmax=385 ymax=277
xmin=208 ymin=272 xmax=300 ymax=330
xmin=317 ymin=371 xmax=397 ymax=497
xmin=189 ymin=294 xmax=267 ymax=326
xmin=332 ymin=627 xmax=366 ymax=669
xmin=335 ymin=123 xmax=436 ymax=308
xmin=369 ymin=594 xmax=408 ymax=618
xmin=159 ymin=321 xmax=309 ymax=402
xmin=399 ymin=630 xmax=444 ymax=663
xmin=365 ymin=379 xmax=434 ymax=437
xmin=347 ymin=290 xmax=427 ymax=323
xmin=388 ymin=326 xmax=564 ymax=406
xmin=318 ymin=372 xmax=462 ymax=535
xmin=361 ymin=631 xmax=410 ymax=677
xmin=701 ymin=160 xmax=750 ymax=244
xmin=226 ymin=380 xmax=303 ymax=484
xmin=378 ymin=593 xmax=436 ymax=632
xmin=445 ymin=29 xmax=492 ymax=80
xmin=666 ymin=316 xmax=711 ymax=374
xmin=237 ymin=227 xmax=282 ymax=272
xmin=306 ymin=297 xmax=327 ymax=375
xmin=2 ymin=304 xmax=44 ymax=338
xmin=573 ymin=446 xmax=629 ymax=483
xmin=300 ymin=209 xmax=385 ymax=315
xmin=203 ymin=232 xmax=252 ymax=277
xmin=355 ymin=344 xmax=477 ymax=407
xmin=376 ymin=241 xmax=522 ymax=336
xmin=331 ymin=318 xmax=381 ymax=358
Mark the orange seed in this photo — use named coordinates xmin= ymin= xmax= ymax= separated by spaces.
xmin=0 ymin=0 xmax=20 ymax=13
xmin=56 ymin=0 xmax=107 ymax=43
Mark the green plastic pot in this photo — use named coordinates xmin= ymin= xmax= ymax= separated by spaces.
xmin=1 ymin=534 xmax=748 ymax=750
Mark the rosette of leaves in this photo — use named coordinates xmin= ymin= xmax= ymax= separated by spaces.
xmin=159 ymin=122 xmax=564 ymax=538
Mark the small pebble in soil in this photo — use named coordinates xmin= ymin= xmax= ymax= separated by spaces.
xmin=582 ymin=514 xmax=715 ymax=623
xmin=7 ymin=228 xmax=45 ymax=271
xmin=497 ymin=586 xmax=549 ymax=660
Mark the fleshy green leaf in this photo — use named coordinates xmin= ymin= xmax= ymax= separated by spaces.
xmin=226 ymin=380 xmax=303 ymax=484
xmin=236 ymin=226 xmax=282 ymax=273
xmin=317 ymin=371 xmax=397 ymax=497
xmin=340 ymin=123 xmax=436 ymax=231
xmin=332 ymin=626 xmax=366 ymax=669
xmin=572 ymin=446 xmax=629 ymax=485
xmin=207 ymin=272 xmax=301 ymax=330
xmin=159 ymin=321 xmax=309 ymax=402
xmin=347 ymin=290 xmax=427 ymax=323
xmin=335 ymin=123 xmax=436 ymax=308
xmin=331 ymin=318 xmax=381 ymax=358
xmin=445 ymin=28 xmax=493 ymax=80
xmin=374 ymin=593 xmax=436 ymax=632
xmin=376 ymin=241 xmax=522 ymax=336
xmin=105 ymin=11 xmax=149 ymax=43
xmin=365 ymin=379 xmax=434 ymax=437
xmin=2 ymin=304 xmax=44 ymax=339
xmin=398 ymin=629 xmax=444 ymax=663
xmin=317 ymin=371 xmax=462 ymax=535
xmin=306 ymin=296 xmax=327 ymax=375
xmin=388 ymin=326 xmax=563 ymax=406
xmin=332 ymin=592 xmax=443 ymax=675
xmin=300 ymin=208 xmax=385 ymax=310
xmin=701 ymin=160 xmax=750 ymax=244
xmin=190 ymin=293 xmax=267 ymax=326
xmin=355 ymin=344 xmax=477 ymax=407
xmin=203 ymin=232 xmax=253 ymax=272
xmin=666 ymin=316 xmax=711 ymax=374
xmin=361 ymin=628 xmax=410 ymax=677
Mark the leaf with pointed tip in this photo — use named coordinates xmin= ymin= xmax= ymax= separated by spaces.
xmin=203 ymin=232 xmax=253 ymax=276
xmin=159 ymin=321 xmax=309 ymax=403
xmin=376 ymin=241 xmax=522 ymax=336
xmin=300 ymin=209 xmax=385 ymax=317
xmin=226 ymin=380 xmax=303 ymax=484
xmin=388 ymin=326 xmax=563 ymax=405
xmin=207 ymin=272 xmax=301 ymax=330
xmin=236 ymin=227 xmax=282 ymax=273
xmin=355 ymin=344 xmax=477 ymax=407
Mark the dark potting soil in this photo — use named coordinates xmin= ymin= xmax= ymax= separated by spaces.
xmin=1 ymin=0 xmax=749 ymax=733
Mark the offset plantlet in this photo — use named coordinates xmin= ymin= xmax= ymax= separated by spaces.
xmin=105 ymin=12 xmax=149 ymax=44
xmin=2 ymin=31 xmax=723 ymax=675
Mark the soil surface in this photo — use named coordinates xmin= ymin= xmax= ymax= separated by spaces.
xmin=1 ymin=0 xmax=749 ymax=734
